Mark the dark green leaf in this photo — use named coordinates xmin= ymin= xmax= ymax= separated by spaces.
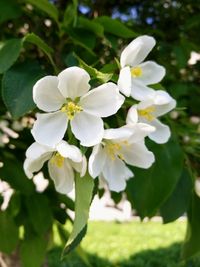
xmin=20 ymin=236 xmax=47 ymax=267
xmin=24 ymin=0 xmax=59 ymax=23
xmin=0 ymin=0 xmax=22 ymax=24
xmin=94 ymin=16 xmax=137 ymax=38
xmin=62 ymin=0 xmax=78 ymax=27
xmin=2 ymin=60 xmax=46 ymax=118
xmin=0 ymin=211 xmax=19 ymax=253
xmin=78 ymin=17 xmax=104 ymax=37
xmin=182 ymin=193 xmax=200 ymax=259
xmin=0 ymin=158 xmax=35 ymax=195
xmin=160 ymin=168 xmax=193 ymax=223
xmin=0 ymin=39 xmax=22 ymax=74
xmin=63 ymin=173 xmax=94 ymax=256
xmin=25 ymin=193 xmax=53 ymax=235
xmin=126 ymin=137 xmax=184 ymax=218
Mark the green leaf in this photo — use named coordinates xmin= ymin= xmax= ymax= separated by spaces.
xmin=2 ymin=60 xmax=46 ymax=118
xmin=78 ymin=17 xmax=104 ymax=37
xmin=23 ymin=33 xmax=57 ymax=72
xmin=182 ymin=193 xmax=200 ymax=259
xmin=75 ymin=54 xmax=113 ymax=83
xmin=160 ymin=168 xmax=193 ymax=223
xmin=0 ymin=0 xmax=22 ymax=24
xmin=20 ymin=236 xmax=47 ymax=267
xmin=0 ymin=158 xmax=35 ymax=195
xmin=0 ymin=39 xmax=22 ymax=74
xmin=63 ymin=173 xmax=94 ymax=256
xmin=62 ymin=0 xmax=78 ymax=27
xmin=25 ymin=194 xmax=53 ymax=235
xmin=0 ymin=211 xmax=19 ymax=253
xmin=94 ymin=16 xmax=137 ymax=38
xmin=126 ymin=137 xmax=184 ymax=218
xmin=24 ymin=0 xmax=59 ymax=24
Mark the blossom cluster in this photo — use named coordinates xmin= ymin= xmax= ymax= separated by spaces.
xmin=24 ymin=35 xmax=176 ymax=193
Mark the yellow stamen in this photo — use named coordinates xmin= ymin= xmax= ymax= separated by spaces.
xmin=61 ymin=101 xmax=83 ymax=120
xmin=106 ymin=141 xmax=129 ymax=161
xmin=138 ymin=106 xmax=155 ymax=121
xmin=50 ymin=152 xmax=64 ymax=168
xmin=131 ymin=67 xmax=142 ymax=78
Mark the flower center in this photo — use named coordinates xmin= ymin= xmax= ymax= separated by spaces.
xmin=50 ymin=152 xmax=64 ymax=168
xmin=131 ymin=67 xmax=142 ymax=78
xmin=138 ymin=106 xmax=155 ymax=121
xmin=61 ymin=101 xmax=83 ymax=120
xmin=105 ymin=141 xmax=129 ymax=161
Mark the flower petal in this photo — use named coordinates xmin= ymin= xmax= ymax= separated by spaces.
xmin=71 ymin=111 xmax=104 ymax=147
xmin=33 ymin=76 xmax=65 ymax=112
xmin=48 ymin=158 xmax=74 ymax=194
xmin=103 ymin=126 xmax=133 ymax=141
xmin=121 ymin=141 xmax=155 ymax=169
xmin=131 ymin=79 xmax=155 ymax=101
xmin=148 ymin=119 xmax=171 ymax=144
xmin=117 ymin=66 xmax=132 ymax=97
xmin=125 ymin=123 xmax=155 ymax=143
xmin=56 ymin=140 xmax=82 ymax=162
xmin=70 ymin=155 xmax=87 ymax=177
xmin=137 ymin=61 xmax=166 ymax=85
xmin=126 ymin=106 xmax=138 ymax=124
xmin=120 ymin=35 xmax=156 ymax=68
xmin=89 ymin=144 xmax=106 ymax=178
xmin=80 ymin=82 xmax=124 ymax=117
xmin=153 ymin=91 xmax=176 ymax=117
xmin=102 ymin=156 xmax=133 ymax=192
xmin=24 ymin=153 xmax=51 ymax=178
xmin=31 ymin=111 xmax=68 ymax=147
xmin=25 ymin=142 xmax=54 ymax=159
xmin=58 ymin=67 xmax=90 ymax=100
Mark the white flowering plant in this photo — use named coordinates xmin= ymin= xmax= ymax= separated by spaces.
xmin=0 ymin=2 xmax=199 ymax=265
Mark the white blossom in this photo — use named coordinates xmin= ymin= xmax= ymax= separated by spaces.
xmin=89 ymin=124 xmax=155 ymax=192
xmin=126 ymin=90 xmax=176 ymax=144
xmin=118 ymin=35 xmax=165 ymax=100
xmin=24 ymin=140 xmax=86 ymax=195
xmin=31 ymin=66 xmax=124 ymax=147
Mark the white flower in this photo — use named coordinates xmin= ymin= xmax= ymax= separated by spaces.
xmin=89 ymin=124 xmax=155 ymax=192
xmin=118 ymin=35 xmax=166 ymax=100
xmin=31 ymin=66 xmax=124 ymax=147
xmin=126 ymin=90 xmax=176 ymax=144
xmin=24 ymin=140 xmax=87 ymax=195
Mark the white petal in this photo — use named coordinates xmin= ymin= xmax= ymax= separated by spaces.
xmin=24 ymin=153 xmax=51 ymax=178
xmin=33 ymin=76 xmax=65 ymax=112
xmin=126 ymin=106 xmax=138 ymax=125
xmin=131 ymin=79 xmax=155 ymax=101
xmin=56 ymin=140 xmax=82 ymax=162
xmin=121 ymin=141 xmax=155 ymax=169
xmin=71 ymin=112 xmax=104 ymax=147
xmin=103 ymin=126 xmax=133 ymax=141
xmin=58 ymin=67 xmax=90 ymax=100
xmin=117 ymin=66 xmax=132 ymax=97
xmin=31 ymin=111 xmax=68 ymax=147
xmin=80 ymin=82 xmax=124 ymax=117
xmin=102 ymin=156 xmax=133 ymax=192
xmin=89 ymin=144 xmax=106 ymax=178
xmin=137 ymin=61 xmax=166 ymax=85
xmin=125 ymin=123 xmax=155 ymax=143
xmin=120 ymin=35 xmax=156 ymax=68
xmin=148 ymin=119 xmax=171 ymax=144
xmin=153 ymin=92 xmax=176 ymax=117
xmin=25 ymin=142 xmax=54 ymax=159
xmin=70 ymin=155 xmax=87 ymax=177
xmin=48 ymin=158 xmax=74 ymax=194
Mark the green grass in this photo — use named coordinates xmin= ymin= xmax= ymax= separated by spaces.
xmin=47 ymin=220 xmax=200 ymax=267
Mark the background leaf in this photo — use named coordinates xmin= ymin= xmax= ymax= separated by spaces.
xmin=0 ymin=39 xmax=22 ymax=74
xmin=0 ymin=0 xmax=22 ymax=24
xmin=2 ymin=60 xmax=46 ymax=118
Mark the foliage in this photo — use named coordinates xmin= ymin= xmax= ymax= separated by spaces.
xmin=0 ymin=1 xmax=199 ymax=266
